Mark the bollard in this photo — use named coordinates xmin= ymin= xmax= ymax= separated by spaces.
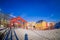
xmin=24 ymin=33 xmax=28 ymax=40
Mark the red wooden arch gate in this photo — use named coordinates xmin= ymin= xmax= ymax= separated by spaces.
xmin=10 ymin=16 xmax=27 ymax=28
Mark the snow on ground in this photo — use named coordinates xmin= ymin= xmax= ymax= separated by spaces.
xmin=14 ymin=28 xmax=60 ymax=40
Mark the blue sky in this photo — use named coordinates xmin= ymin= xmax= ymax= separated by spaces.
xmin=0 ymin=0 xmax=60 ymax=22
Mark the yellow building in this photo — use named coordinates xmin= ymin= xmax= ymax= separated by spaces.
xmin=35 ymin=21 xmax=48 ymax=30
xmin=26 ymin=21 xmax=48 ymax=30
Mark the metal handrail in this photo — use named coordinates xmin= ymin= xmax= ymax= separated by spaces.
xmin=0 ymin=28 xmax=7 ymax=31
xmin=0 ymin=28 xmax=8 ymax=40
xmin=2 ymin=28 xmax=19 ymax=40
xmin=10 ymin=29 xmax=12 ymax=40
xmin=3 ymin=29 xmax=11 ymax=40
xmin=14 ymin=30 xmax=19 ymax=40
